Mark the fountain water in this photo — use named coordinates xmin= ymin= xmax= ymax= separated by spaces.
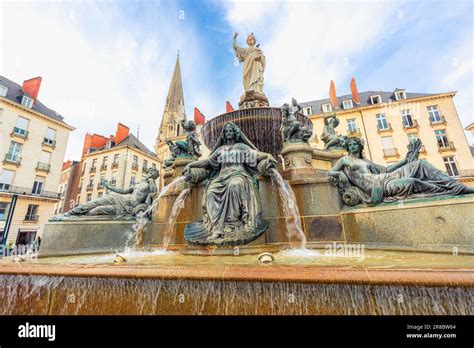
xmin=162 ymin=187 xmax=191 ymax=250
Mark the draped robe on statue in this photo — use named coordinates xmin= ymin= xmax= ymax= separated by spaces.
xmin=235 ymin=46 xmax=265 ymax=94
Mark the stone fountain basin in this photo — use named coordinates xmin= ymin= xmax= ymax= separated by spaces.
xmin=201 ymin=107 xmax=313 ymax=157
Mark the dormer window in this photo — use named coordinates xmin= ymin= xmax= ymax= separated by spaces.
xmin=395 ymin=91 xmax=406 ymax=100
xmin=21 ymin=95 xmax=34 ymax=108
xmin=370 ymin=95 xmax=382 ymax=104
xmin=322 ymin=103 xmax=332 ymax=113
xmin=303 ymin=106 xmax=312 ymax=116
xmin=0 ymin=85 xmax=8 ymax=97
xmin=342 ymin=100 xmax=353 ymax=109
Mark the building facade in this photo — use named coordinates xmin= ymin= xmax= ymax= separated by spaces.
xmin=76 ymin=123 xmax=160 ymax=205
xmin=301 ymin=78 xmax=474 ymax=185
xmin=53 ymin=160 xmax=81 ymax=215
xmin=0 ymin=76 xmax=74 ymax=247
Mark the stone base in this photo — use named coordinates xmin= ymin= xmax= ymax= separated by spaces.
xmin=238 ymin=91 xmax=269 ymax=109
xmin=341 ymin=195 xmax=474 ymax=254
xmin=39 ymin=220 xmax=138 ymax=257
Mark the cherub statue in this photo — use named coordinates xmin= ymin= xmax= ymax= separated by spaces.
xmin=163 ymin=120 xmax=202 ymax=168
xmin=281 ymin=98 xmax=312 ymax=143
xmin=321 ymin=113 xmax=346 ymax=150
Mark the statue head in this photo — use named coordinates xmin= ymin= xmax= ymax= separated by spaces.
xmin=291 ymin=98 xmax=298 ymax=107
xmin=246 ymin=33 xmax=256 ymax=47
xmin=329 ymin=116 xmax=339 ymax=127
xmin=345 ymin=137 xmax=365 ymax=158
xmin=223 ymin=122 xmax=241 ymax=142
xmin=146 ymin=167 xmax=160 ymax=180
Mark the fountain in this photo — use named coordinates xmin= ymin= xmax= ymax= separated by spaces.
xmin=1 ymin=31 xmax=473 ymax=316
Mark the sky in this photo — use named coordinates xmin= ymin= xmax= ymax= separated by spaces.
xmin=1 ymin=0 xmax=473 ymax=160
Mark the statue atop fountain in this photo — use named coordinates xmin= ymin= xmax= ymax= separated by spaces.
xmin=164 ymin=120 xmax=202 ymax=168
xmin=281 ymin=98 xmax=313 ymax=143
xmin=321 ymin=113 xmax=347 ymax=150
xmin=328 ymin=137 xmax=474 ymax=206
xmin=182 ymin=122 xmax=277 ymax=246
xmin=233 ymin=32 xmax=269 ymax=109
xmin=51 ymin=167 xmax=160 ymax=220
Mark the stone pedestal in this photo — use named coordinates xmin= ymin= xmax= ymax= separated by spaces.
xmin=281 ymin=142 xmax=317 ymax=181
xmin=238 ymin=91 xmax=269 ymax=109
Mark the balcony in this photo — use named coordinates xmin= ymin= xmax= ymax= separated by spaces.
xmin=459 ymin=169 xmax=474 ymax=177
xmin=438 ymin=141 xmax=456 ymax=153
xmin=3 ymin=153 xmax=21 ymax=166
xmin=383 ymin=148 xmax=399 ymax=159
xmin=429 ymin=115 xmax=447 ymax=126
xmin=112 ymin=162 xmax=119 ymax=169
xmin=100 ymin=164 xmax=108 ymax=171
xmin=36 ymin=162 xmax=51 ymax=173
xmin=377 ymin=123 xmax=392 ymax=134
xmin=11 ymin=127 xmax=29 ymax=139
xmin=347 ymin=128 xmax=361 ymax=137
xmin=86 ymin=184 xmax=94 ymax=191
xmin=42 ymin=137 xmax=56 ymax=149
xmin=24 ymin=214 xmax=39 ymax=222
xmin=0 ymin=185 xmax=60 ymax=199
xmin=89 ymin=166 xmax=97 ymax=174
xmin=402 ymin=119 xmax=419 ymax=130
xmin=131 ymin=163 xmax=139 ymax=171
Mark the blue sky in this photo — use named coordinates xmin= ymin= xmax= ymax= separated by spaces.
xmin=1 ymin=0 xmax=473 ymax=159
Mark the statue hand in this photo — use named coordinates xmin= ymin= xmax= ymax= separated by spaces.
xmin=339 ymin=172 xmax=349 ymax=187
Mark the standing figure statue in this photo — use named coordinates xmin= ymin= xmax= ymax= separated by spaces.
xmin=321 ymin=113 xmax=346 ymax=150
xmin=328 ymin=137 xmax=474 ymax=206
xmin=182 ymin=122 xmax=277 ymax=246
xmin=163 ymin=120 xmax=201 ymax=168
xmin=281 ymin=98 xmax=313 ymax=143
xmin=52 ymin=167 xmax=160 ymax=220
xmin=233 ymin=32 xmax=269 ymax=108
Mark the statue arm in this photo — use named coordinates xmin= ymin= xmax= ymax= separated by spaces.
xmin=107 ymin=186 xmax=133 ymax=195
xmin=386 ymin=158 xmax=408 ymax=172
xmin=328 ymin=158 xmax=350 ymax=186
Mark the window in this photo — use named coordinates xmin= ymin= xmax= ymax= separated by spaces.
xmin=142 ymin=160 xmax=148 ymax=170
xmin=395 ymin=91 xmax=406 ymax=100
xmin=130 ymin=176 xmax=135 ymax=186
xmin=347 ymin=119 xmax=357 ymax=132
xmin=16 ymin=231 xmax=37 ymax=246
xmin=100 ymin=175 xmax=106 ymax=185
xmin=32 ymin=177 xmax=45 ymax=195
xmin=111 ymin=174 xmax=117 ymax=186
xmin=0 ymin=203 xmax=9 ymax=220
xmin=401 ymin=110 xmax=413 ymax=127
xmin=21 ymin=95 xmax=34 ymax=108
xmin=132 ymin=156 xmax=138 ymax=166
xmin=98 ymin=192 xmax=103 ymax=198
xmin=322 ymin=103 xmax=332 ymax=113
xmin=92 ymin=158 xmax=97 ymax=168
xmin=14 ymin=117 xmax=29 ymax=137
xmin=342 ymin=100 xmax=353 ymax=109
xmin=44 ymin=128 xmax=56 ymax=146
xmin=86 ymin=194 xmax=92 ymax=202
xmin=435 ymin=130 xmax=449 ymax=147
xmin=113 ymin=154 xmax=119 ymax=164
xmin=6 ymin=141 xmax=22 ymax=162
xmin=0 ymin=170 xmax=14 ymax=191
xmin=407 ymin=133 xmax=419 ymax=142
xmin=151 ymin=163 xmax=156 ymax=169
xmin=39 ymin=151 xmax=51 ymax=164
xmin=25 ymin=204 xmax=39 ymax=221
xmin=381 ymin=136 xmax=394 ymax=149
xmin=443 ymin=156 xmax=459 ymax=177
xmin=102 ymin=156 xmax=108 ymax=165
xmin=376 ymin=114 xmax=388 ymax=130
xmin=370 ymin=95 xmax=382 ymax=104
xmin=303 ymin=106 xmax=312 ymax=116
xmin=427 ymin=105 xmax=441 ymax=122
xmin=0 ymin=85 xmax=8 ymax=97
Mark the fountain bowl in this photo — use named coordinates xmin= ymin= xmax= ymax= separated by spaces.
xmin=202 ymin=107 xmax=313 ymax=157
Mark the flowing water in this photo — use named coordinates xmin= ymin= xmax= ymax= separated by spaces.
xmin=162 ymin=187 xmax=191 ymax=250
xmin=125 ymin=176 xmax=186 ymax=251
xmin=270 ymin=168 xmax=308 ymax=250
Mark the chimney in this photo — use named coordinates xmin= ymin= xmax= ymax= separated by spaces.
xmin=22 ymin=76 xmax=42 ymax=103
xmin=82 ymin=133 xmax=93 ymax=157
xmin=350 ymin=77 xmax=361 ymax=104
xmin=329 ymin=80 xmax=339 ymax=109
xmin=194 ymin=107 xmax=206 ymax=125
xmin=226 ymin=101 xmax=234 ymax=113
xmin=115 ymin=123 xmax=130 ymax=144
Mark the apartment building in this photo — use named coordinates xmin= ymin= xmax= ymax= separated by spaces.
xmin=301 ymin=78 xmax=474 ymax=185
xmin=53 ymin=160 xmax=81 ymax=215
xmin=0 ymin=76 xmax=74 ymax=247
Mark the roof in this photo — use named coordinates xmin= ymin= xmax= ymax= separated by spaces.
xmin=0 ymin=75 xmax=72 ymax=127
xmin=115 ymin=133 xmax=157 ymax=157
xmin=300 ymin=90 xmax=437 ymax=115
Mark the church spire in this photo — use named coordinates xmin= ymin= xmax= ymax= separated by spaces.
xmin=156 ymin=53 xmax=186 ymax=146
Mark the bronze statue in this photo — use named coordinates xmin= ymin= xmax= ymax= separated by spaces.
xmin=52 ymin=167 xmax=160 ymax=219
xmin=182 ymin=122 xmax=277 ymax=246
xmin=321 ymin=113 xmax=346 ymax=150
xmin=281 ymin=98 xmax=312 ymax=143
xmin=328 ymin=137 xmax=474 ymax=206
xmin=164 ymin=120 xmax=201 ymax=168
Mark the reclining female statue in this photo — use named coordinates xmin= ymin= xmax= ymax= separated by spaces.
xmin=53 ymin=167 xmax=160 ymax=220
xmin=183 ymin=122 xmax=277 ymax=246
xmin=328 ymin=137 xmax=474 ymax=206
